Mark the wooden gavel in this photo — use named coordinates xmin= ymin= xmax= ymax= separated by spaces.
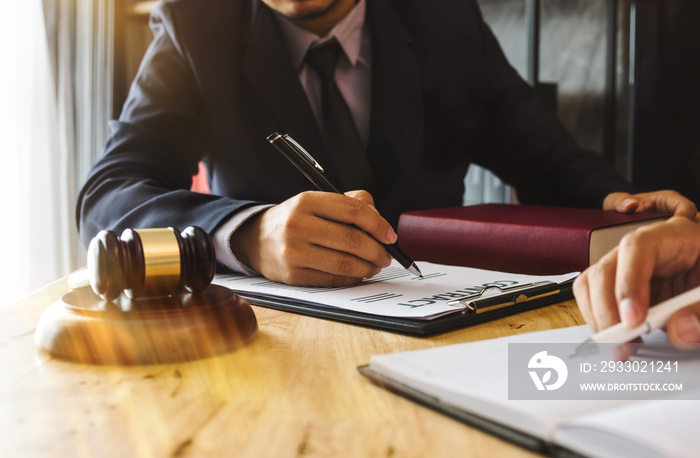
xmin=41 ymin=227 xmax=257 ymax=365
xmin=87 ymin=226 xmax=216 ymax=300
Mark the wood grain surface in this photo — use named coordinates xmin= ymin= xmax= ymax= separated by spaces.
xmin=0 ymin=277 xmax=584 ymax=457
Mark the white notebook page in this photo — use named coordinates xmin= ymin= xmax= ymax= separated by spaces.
xmin=368 ymin=324 xmax=699 ymax=454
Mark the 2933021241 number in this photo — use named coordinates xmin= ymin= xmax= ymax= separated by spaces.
xmin=599 ymin=360 xmax=679 ymax=373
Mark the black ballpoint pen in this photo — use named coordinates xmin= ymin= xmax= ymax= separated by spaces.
xmin=267 ymin=132 xmax=423 ymax=278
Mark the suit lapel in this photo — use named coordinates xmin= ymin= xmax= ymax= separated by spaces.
xmin=241 ymin=2 xmax=337 ymax=181
xmin=366 ymin=0 xmax=424 ymax=223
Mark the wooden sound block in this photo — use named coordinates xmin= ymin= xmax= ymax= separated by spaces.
xmin=35 ymin=285 xmax=257 ymax=365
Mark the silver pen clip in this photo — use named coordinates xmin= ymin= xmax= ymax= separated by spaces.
xmin=284 ymin=134 xmax=325 ymax=173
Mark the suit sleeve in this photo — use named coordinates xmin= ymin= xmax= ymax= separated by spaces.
xmin=468 ymin=1 xmax=637 ymax=208
xmin=76 ymin=3 xmax=259 ymax=248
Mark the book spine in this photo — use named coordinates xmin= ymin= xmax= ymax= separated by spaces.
xmin=397 ymin=215 xmax=590 ymax=275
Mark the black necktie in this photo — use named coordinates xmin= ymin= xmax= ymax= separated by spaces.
xmin=305 ymin=39 xmax=374 ymax=192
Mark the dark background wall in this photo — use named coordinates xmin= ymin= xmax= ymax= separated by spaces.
xmin=631 ymin=0 xmax=700 ymax=205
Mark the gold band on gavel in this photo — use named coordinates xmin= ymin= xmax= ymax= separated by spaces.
xmin=135 ymin=228 xmax=181 ymax=294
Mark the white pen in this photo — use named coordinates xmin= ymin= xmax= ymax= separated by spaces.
xmin=572 ymin=284 xmax=700 ymax=356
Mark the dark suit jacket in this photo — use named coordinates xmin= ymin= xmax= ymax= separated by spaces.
xmin=76 ymin=0 xmax=636 ymax=247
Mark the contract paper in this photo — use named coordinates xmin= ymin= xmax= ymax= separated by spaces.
xmin=213 ymin=261 xmax=578 ymax=320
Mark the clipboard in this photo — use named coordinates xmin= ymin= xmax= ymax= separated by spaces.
xmin=232 ymin=280 xmax=573 ymax=336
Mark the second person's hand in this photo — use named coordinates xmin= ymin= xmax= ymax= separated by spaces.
xmin=573 ymin=217 xmax=700 ymax=347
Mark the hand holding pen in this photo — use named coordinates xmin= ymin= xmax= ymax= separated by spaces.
xmin=267 ymin=132 xmax=422 ymax=278
xmin=228 ymin=133 xmax=419 ymax=286
xmin=572 ymin=216 xmax=700 ymax=353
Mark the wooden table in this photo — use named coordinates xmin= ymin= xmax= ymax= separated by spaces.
xmin=0 ymin=277 xmax=584 ymax=457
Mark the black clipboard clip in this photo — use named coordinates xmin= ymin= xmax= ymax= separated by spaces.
xmin=446 ymin=281 xmax=561 ymax=314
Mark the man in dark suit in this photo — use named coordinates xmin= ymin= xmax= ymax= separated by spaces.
xmin=77 ymin=0 xmax=697 ymax=286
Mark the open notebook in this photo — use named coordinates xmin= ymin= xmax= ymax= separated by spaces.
xmin=360 ymin=326 xmax=700 ymax=457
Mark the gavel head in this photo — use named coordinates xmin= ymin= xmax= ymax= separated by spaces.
xmin=87 ymin=226 xmax=216 ymax=301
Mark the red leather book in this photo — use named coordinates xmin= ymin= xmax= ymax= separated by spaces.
xmin=398 ymin=204 xmax=667 ymax=275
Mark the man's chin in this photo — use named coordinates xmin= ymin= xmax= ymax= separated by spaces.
xmin=284 ymin=0 xmax=343 ymax=22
